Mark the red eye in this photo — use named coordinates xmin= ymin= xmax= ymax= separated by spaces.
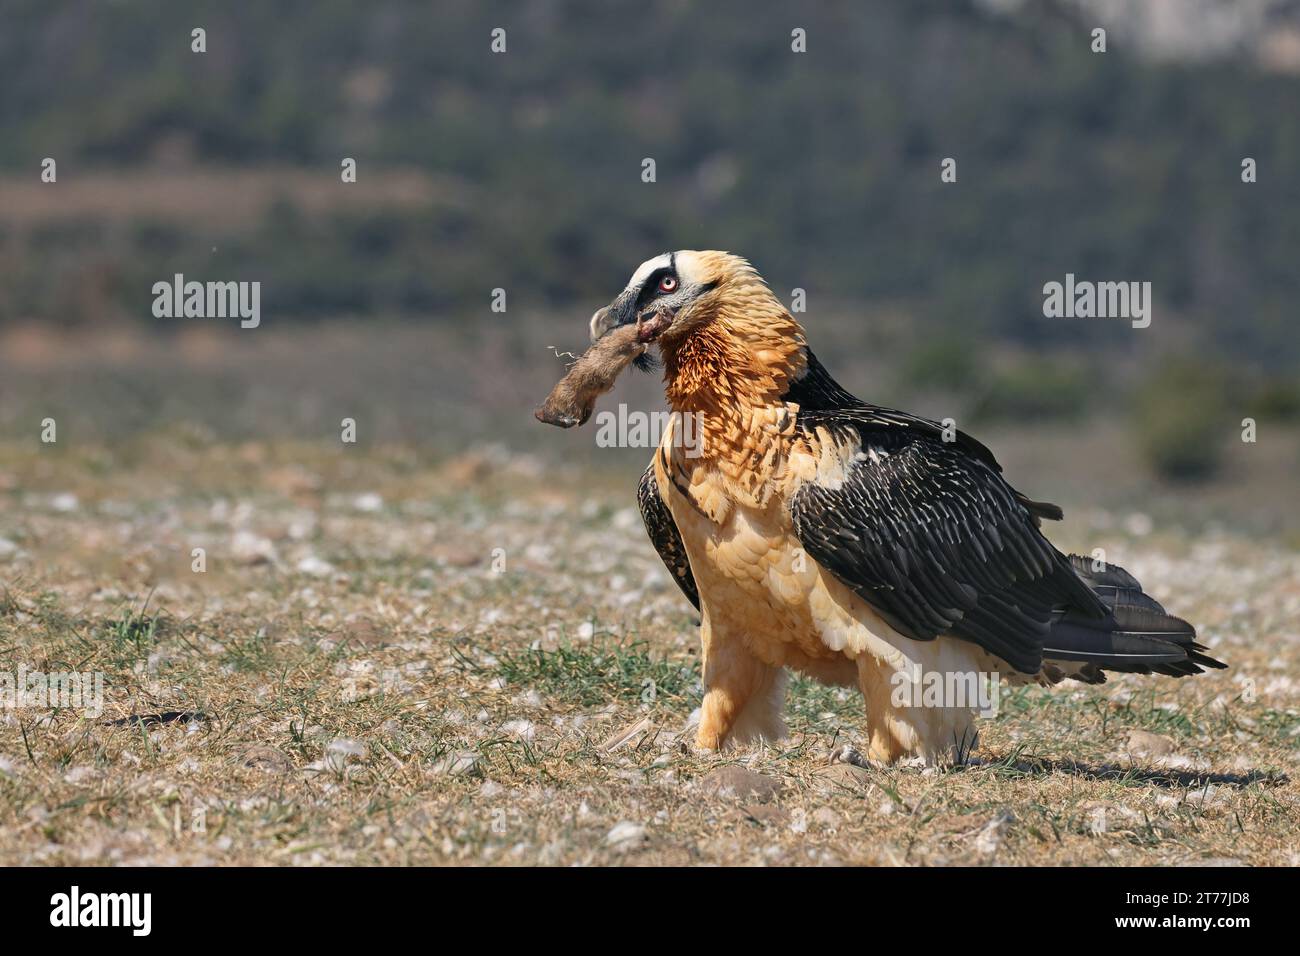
xmin=658 ymin=275 xmax=678 ymax=293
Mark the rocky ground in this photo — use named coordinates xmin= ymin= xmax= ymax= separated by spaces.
xmin=0 ymin=439 xmax=1296 ymax=865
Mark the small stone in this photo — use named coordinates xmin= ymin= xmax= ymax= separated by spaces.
xmin=605 ymin=821 xmax=647 ymax=850
xmin=1126 ymin=730 xmax=1176 ymax=757
xmin=240 ymin=746 xmax=291 ymax=774
xmin=432 ymin=750 xmax=481 ymax=777
xmin=814 ymin=763 xmax=872 ymax=792
xmin=502 ymin=719 xmax=536 ymax=741
xmin=325 ymin=738 xmax=366 ymax=771
xmin=1183 ymin=784 xmax=1223 ymax=808
xmin=330 ymin=619 xmax=391 ymax=647
xmin=812 ymin=807 xmax=842 ymax=830
xmin=742 ymin=804 xmax=789 ymax=827
xmin=515 ymin=689 xmax=545 ymax=709
xmin=231 ymin=530 xmax=276 ymax=565
xmin=440 ymin=548 xmax=481 ymax=568
xmin=829 ymin=744 xmax=866 ymax=766
xmin=296 ymin=555 xmax=335 ymax=577
xmin=699 ymin=765 xmax=782 ymax=803
xmin=974 ymin=811 xmax=1014 ymax=857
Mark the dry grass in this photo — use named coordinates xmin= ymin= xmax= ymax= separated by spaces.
xmin=0 ymin=439 xmax=1297 ymax=866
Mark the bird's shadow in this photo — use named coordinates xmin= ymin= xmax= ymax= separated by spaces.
xmin=968 ymin=753 xmax=1286 ymax=789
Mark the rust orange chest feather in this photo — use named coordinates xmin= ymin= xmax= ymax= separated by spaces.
xmin=659 ymin=321 xmax=809 ymax=511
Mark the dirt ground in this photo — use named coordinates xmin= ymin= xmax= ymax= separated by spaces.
xmin=0 ymin=437 xmax=1296 ymax=866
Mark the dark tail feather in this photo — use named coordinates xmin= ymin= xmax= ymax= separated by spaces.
xmin=1017 ymin=493 xmax=1064 ymax=524
xmin=1044 ymin=556 xmax=1228 ymax=678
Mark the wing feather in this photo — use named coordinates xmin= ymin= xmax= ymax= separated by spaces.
xmin=790 ymin=407 xmax=1103 ymax=674
xmin=637 ymin=463 xmax=699 ymax=611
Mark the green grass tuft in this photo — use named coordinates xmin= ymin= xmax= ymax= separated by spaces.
xmin=494 ymin=638 xmax=699 ymax=710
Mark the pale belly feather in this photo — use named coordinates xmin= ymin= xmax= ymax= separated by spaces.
xmin=652 ymin=411 xmax=994 ymax=761
xmin=656 ymin=448 xmax=920 ymax=676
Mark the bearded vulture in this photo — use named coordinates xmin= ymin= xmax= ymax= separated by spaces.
xmin=584 ymin=250 xmax=1225 ymax=765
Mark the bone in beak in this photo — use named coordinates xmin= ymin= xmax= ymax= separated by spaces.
xmin=589 ymin=305 xmax=614 ymax=343
xmin=636 ymin=307 xmax=673 ymax=343
xmin=535 ymin=322 xmax=647 ymax=428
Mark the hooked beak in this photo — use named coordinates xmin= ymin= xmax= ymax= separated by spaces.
xmin=589 ymin=298 xmax=676 ymax=345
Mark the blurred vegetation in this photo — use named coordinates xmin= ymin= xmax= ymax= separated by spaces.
xmin=0 ymin=0 xmax=1296 ymax=485
xmin=1128 ymin=358 xmax=1300 ymax=482
xmin=1131 ymin=358 xmax=1232 ymax=482
xmin=0 ymin=0 xmax=1296 ymax=365
xmin=974 ymin=361 xmax=1094 ymax=424
xmin=896 ymin=338 xmax=1093 ymax=423
xmin=1246 ymin=378 xmax=1300 ymax=422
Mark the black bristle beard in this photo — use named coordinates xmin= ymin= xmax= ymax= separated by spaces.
xmin=633 ymin=352 xmax=660 ymax=372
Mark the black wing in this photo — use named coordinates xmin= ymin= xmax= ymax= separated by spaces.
xmin=637 ymin=462 xmax=699 ymax=611
xmin=789 ymin=406 xmax=1103 ymax=674
xmin=786 ymin=352 xmax=1063 ymax=524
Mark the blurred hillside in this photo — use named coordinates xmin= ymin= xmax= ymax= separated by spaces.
xmin=1 ymin=0 xmax=1298 ymax=362
xmin=0 ymin=0 xmax=1297 ymax=501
